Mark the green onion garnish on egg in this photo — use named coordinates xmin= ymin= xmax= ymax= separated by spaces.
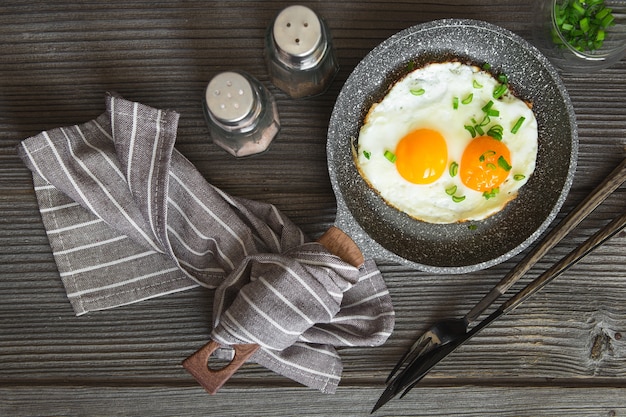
xmin=363 ymin=150 xmax=371 ymax=159
xmin=487 ymin=125 xmax=504 ymax=140
xmin=449 ymin=161 xmax=459 ymax=177
xmin=493 ymin=84 xmax=508 ymax=99
xmin=511 ymin=116 xmax=526 ymax=134
xmin=514 ymin=174 xmax=526 ymax=181
xmin=410 ymin=88 xmax=426 ymax=96
xmin=479 ymin=150 xmax=496 ymax=162
xmin=445 ymin=185 xmax=458 ymax=196
xmin=453 ymin=97 xmax=459 ymax=109
xmin=462 ymin=93 xmax=473 ymax=104
xmin=384 ymin=150 xmax=397 ymax=163
xmin=452 ymin=195 xmax=466 ymax=203
xmin=498 ymin=155 xmax=512 ymax=171
xmin=482 ymin=188 xmax=500 ymax=200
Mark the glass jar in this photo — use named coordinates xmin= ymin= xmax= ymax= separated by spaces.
xmin=203 ymin=71 xmax=280 ymax=157
xmin=265 ymin=5 xmax=339 ymax=98
xmin=531 ymin=0 xmax=626 ymax=72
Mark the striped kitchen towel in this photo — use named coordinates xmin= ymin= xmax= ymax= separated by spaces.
xmin=17 ymin=93 xmax=394 ymax=393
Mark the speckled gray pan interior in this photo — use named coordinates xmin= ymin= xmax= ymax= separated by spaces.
xmin=327 ymin=19 xmax=578 ymax=274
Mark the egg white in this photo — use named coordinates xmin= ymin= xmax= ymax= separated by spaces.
xmin=356 ymin=61 xmax=538 ymax=224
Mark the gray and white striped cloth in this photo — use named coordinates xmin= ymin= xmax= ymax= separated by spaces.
xmin=18 ymin=93 xmax=394 ymax=393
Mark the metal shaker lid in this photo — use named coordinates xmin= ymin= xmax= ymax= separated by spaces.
xmin=205 ymin=71 xmax=255 ymax=124
xmin=272 ymin=5 xmax=322 ymax=60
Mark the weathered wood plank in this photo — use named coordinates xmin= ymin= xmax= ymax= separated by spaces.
xmin=2 ymin=385 xmax=626 ymax=417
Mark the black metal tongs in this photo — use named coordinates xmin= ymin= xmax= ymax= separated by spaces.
xmin=373 ymin=158 xmax=626 ymax=413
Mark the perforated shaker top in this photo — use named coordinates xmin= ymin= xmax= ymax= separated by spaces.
xmin=272 ymin=5 xmax=322 ymax=58
xmin=205 ymin=71 xmax=254 ymax=123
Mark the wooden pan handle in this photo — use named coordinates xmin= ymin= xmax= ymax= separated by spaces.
xmin=183 ymin=226 xmax=363 ymax=394
xmin=317 ymin=226 xmax=365 ymax=267
xmin=182 ymin=340 xmax=259 ymax=395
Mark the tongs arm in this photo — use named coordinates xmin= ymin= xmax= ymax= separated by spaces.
xmin=374 ymin=210 xmax=626 ymax=413
xmin=465 ymin=157 xmax=626 ymax=323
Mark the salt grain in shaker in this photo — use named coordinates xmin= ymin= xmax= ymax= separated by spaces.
xmin=265 ymin=5 xmax=339 ymax=99
xmin=203 ymin=71 xmax=280 ymax=157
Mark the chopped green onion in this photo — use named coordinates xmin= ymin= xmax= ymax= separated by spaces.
xmin=462 ymin=93 xmax=473 ymax=104
xmin=453 ymin=96 xmax=459 ymax=109
xmin=511 ymin=116 xmax=526 ymax=134
xmin=449 ymin=161 xmax=459 ymax=177
xmin=487 ymin=109 xmax=500 ymax=117
xmin=452 ymin=195 xmax=466 ymax=203
xmin=384 ymin=150 xmax=396 ymax=163
xmin=601 ymin=12 xmax=614 ymax=27
xmin=363 ymin=150 xmax=371 ymax=160
xmin=498 ymin=74 xmax=508 ymax=84
xmin=482 ymin=188 xmax=500 ymax=200
xmin=552 ymin=0 xmax=616 ymax=52
xmin=481 ymin=100 xmax=494 ymax=113
xmin=407 ymin=61 xmax=416 ymax=71
xmin=498 ymin=155 xmax=512 ymax=171
xmin=475 ymin=125 xmax=485 ymax=136
xmin=468 ymin=224 xmax=478 ymax=231
xmin=445 ymin=185 xmax=458 ymax=196
xmin=473 ymin=80 xmax=483 ymax=89
xmin=580 ymin=17 xmax=590 ymax=32
xmin=479 ymin=150 xmax=496 ymax=162
xmin=486 ymin=162 xmax=497 ymax=171
xmin=482 ymin=62 xmax=492 ymax=70
xmin=487 ymin=125 xmax=504 ymax=140
xmin=465 ymin=125 xmax=477 ymax=137
xmin=493 ymin=84 xmax=508 ymax=99
xmin=514 ymin=174 xmax=526 ymax=181
xmin=410 ymin=88 xmax=425 ymax=96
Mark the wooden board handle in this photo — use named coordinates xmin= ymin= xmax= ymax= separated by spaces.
xmin=183 ymin=226 xmax=363 ymax=394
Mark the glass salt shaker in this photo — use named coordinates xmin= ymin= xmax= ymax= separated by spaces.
xmin=202 ymin=70 xmax=280 ymax=157
xmin=265 ymin=5 xmax=339 ymax=99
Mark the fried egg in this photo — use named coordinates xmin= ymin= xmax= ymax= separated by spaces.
xmin=355 ymin=61 xmax=538 ymax=224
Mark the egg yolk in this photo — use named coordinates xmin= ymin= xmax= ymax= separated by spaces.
xmin=395 ymin=128 xmax=448 ymax=184
xmin=460 ymin=136 xmax=512 ymax=192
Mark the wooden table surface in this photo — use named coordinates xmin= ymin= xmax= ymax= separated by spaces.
xmin=1 ymin=1 xmax=625 ymax=416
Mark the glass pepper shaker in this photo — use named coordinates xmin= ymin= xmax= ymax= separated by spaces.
xmin=202 ymin=70 xmax=280 ymax=157
xmin=265 ymin=5 xmax=339 ymax=99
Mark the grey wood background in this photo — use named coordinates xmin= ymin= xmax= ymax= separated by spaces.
xmin=1 ymin=1 xmax=625 ymax=416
